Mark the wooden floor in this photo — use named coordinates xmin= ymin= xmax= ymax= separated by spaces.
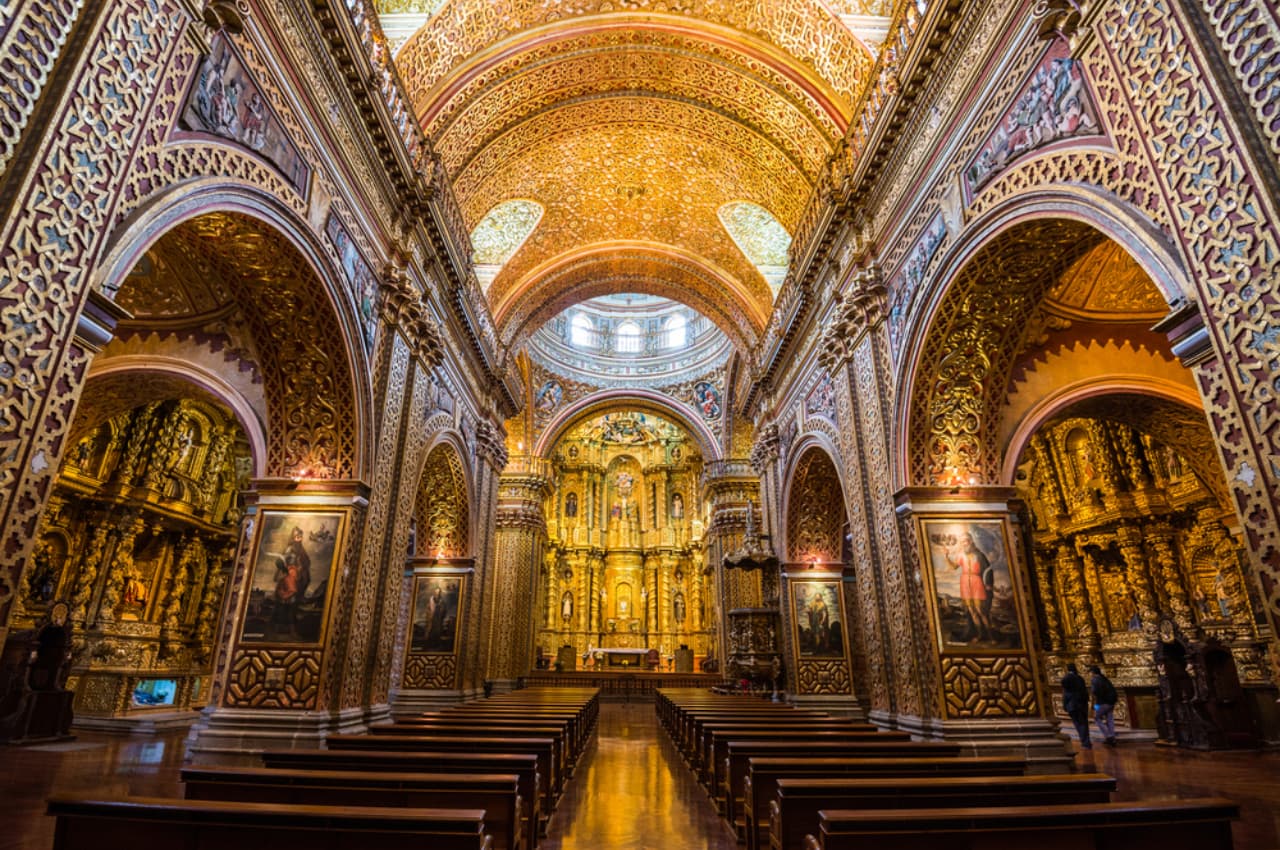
xmin=2 ymin=705 xmax=1278 ymax=850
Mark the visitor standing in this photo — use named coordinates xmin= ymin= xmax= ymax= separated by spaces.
xmin=1061 ymin=663 xmax=1092 ymax=750
xmin=1090 ymin=664 xmax=1118 ymax=746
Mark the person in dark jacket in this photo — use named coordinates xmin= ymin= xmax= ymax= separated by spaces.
xmin=1090 ymin=664 xmax=1118 ymax=746
xmin=1061 ymin=663 xmax=1091 ymax=750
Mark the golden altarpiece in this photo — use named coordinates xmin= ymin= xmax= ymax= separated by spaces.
xmin=11 ymin=398 xmax=247 ymax=729
xmin=536 ymin=411 xmax=712 ymax=667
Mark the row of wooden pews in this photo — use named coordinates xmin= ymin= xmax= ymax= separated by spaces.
xmin=656 ymin=688 xmax=1240 ymax=850
xmin=47 ymin=687 xmax=599 ymax=850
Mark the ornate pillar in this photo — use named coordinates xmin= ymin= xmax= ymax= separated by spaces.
xmin=1056 ymin=543 xmax=1098 ymax=650
xmin=701 ymin=461 xmax=759 ymax=668
xmin=1116 ymin=525 xmax=1160 ymax=629
xmin=1031 ymin=545 xmax=1064 ymax=652
xmin=486 ymin=458 xmax=551 ymax=691
xmin=1145 ymin=523 xmax=1194 ymax=632
xmin=189 ymin=478 xmax=372 ymax=761
xmin=895 ymin=487 xmax=1069 ymax=765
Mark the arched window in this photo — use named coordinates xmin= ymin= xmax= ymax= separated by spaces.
xmin=570 ymin=313 xmax=596 ymax=348
xmin=662 ymin=314 xmax=687 ymax=349
xmin=615 ymin=320 xmax=643 ymax=354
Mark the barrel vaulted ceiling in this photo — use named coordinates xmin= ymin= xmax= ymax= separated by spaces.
xmin=385 ymin=0 xmax=884 ymax=349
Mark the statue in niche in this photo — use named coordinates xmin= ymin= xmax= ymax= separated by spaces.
xmin=673 ymin=592 xmax=686 ymax=625
xmin=565 ymin=492 xmax=578 ymax=518
xmin=25 ymin=542 xmax=59 ymax=605
xmin=1214 ymin=569 xmax=1233 ymax=618
xmin=671 ymin=492 xmax=684 ymax=520
xmin=561 ymin=591 xmax=574 ymax=623
xmin=1162 ymin=444 xmax=1183 ymax=479
xmin=1192 ymin=583 xmax=1212 ymax=619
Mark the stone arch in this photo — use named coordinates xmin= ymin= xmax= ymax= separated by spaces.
xmin=897 ymin=197 xmax=1189 ymax=490
xmin=96 ymin=187 xmax=370 ymax=480
xmin=533 ymin=388 xmax=724 ymax=462
xmin=413 ymin=441 xmax=471 ymax=559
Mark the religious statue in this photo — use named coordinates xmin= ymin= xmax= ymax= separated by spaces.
xmin=1214 ymin=569 xmax=1232 ymax=618
xmin=565 ymin=492 xmax=578 ymax=518
xmin=673 ymin=592 xmax=686 ymax=625
xmin=561 ymin=591 xmax=574 ymax=622
xmin=670 ymin=492 xmax=684 ymax=520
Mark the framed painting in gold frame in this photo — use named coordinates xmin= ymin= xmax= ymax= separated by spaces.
xmin=917 ymin=516 xmax=1025 ymax=653
xmin=407 ymin=573 xmax=467 ymax=656
xmin=789 ymin=580 xmax=848 ymax=659
xmin=239 ymin=510 xmax=346 ymax=646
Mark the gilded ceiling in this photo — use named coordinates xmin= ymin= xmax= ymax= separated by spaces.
xmin=1044 ymin=240 xmax=1169 ymax=320
xmin=392 ymin=1 xmax=877 ymax=342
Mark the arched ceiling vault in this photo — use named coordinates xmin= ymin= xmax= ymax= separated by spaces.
xmin=392 ymin=3 xmax=876 ymax=345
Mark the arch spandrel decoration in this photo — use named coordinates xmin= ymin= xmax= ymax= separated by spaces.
xmin=415 ymin=443 xmax=471 ymax=558
xmin=905 ymin=219 xmax=1107 ymax=487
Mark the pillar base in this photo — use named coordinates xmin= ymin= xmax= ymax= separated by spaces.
xmin=486 ymin=678 xmax=522 ymax=695
xmin=892 ymin=713 xmax=1074 ymax=772
xmin=389 ymin=689 xmax=468 ymax=717
xmin=789 ymin=693 xmax=866 ymax=720
xmin=186 ymin=706 xmax=368 ymax=765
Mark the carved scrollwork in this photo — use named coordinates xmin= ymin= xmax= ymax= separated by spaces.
xmin=817 ymin=265 xmax=887 ymax=371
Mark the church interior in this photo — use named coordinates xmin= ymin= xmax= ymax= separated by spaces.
xmin=2 ymin=0 xmax=1280 ymax=846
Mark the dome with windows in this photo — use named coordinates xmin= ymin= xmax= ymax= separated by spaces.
xmin=527 ymin=294 xmax=731 ymax=386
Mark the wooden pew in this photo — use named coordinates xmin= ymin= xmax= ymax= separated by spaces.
xmin=427 ymin=708 xmax=586 ymax=757
xmin=739 ymin=754 xmax=1025 ymax=846
xmin=47 ymin=794 xmax=493 ymax=850
xmin=808 ymin=799 xmax=1240 ymax=850
xmin=720 ymin=739 xmax=962 ymax=821
xmin=766 ymin=773 xmax=1115 ymax=850
xmin=181 ymin=766 xmax=523 ymax=850
xmin=687 ymin=717 xmax=875 ymax=766
xmin=703 ymin=727 xmax=908 ymax=786
xmin=261 ymin=748 xmax=541 ymax=850
xmin=373 ymin=723 xmax=569 ymax=782
xmin=327 ymin=733 xmax=560 ymax=806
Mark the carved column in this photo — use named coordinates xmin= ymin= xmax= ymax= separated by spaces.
xmin=460 ymin=421 xmax=507 ymax=696
xmin=1032 ymin=546 xmax=1065 ymax=651
xmin=1056 ymin=543 xmax=1098 ymax=649
xmin=486 ymin=459 xmax=551 ymax=690
xmin=1145 ymin=523 xmax=1194 ymax=631
xmin=1116 ymin=524 xmax=1160 ymax=628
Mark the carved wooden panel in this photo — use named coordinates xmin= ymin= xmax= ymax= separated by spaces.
xmin=940 ymin=655 xmax=1038 ymax=719
xmin=402 ymin=653 xmax=459 ymax=690
xmin=224 ymin=648 xmax=322 ymax=709
xmin=794 ymin=659 xmax=852 ymax=695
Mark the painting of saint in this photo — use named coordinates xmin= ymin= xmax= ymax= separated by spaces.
xmin=693 ymin=381 xmax=721 ymax=420
xmin=325 ymin=212 xmax=377 ymax=352
xmin=242 ymin=511 xmax=343 ymax=644
xmin=410 ymin=576 xmax=463 ymax=654
xmin=792 ymin=582 xmax=844 ymax=657
xmin=183 ymin=34 xmax=308 ymax=188
xmin=535 ymin=380 xmax=564 ymax=416
xmin=922 ymin=519 xmax=1023 ymax=652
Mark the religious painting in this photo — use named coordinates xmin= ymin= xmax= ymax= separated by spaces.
xmin=791 ymin=581 xmax=846 ymax=658
xmin=324 ymin=211 xmax=378 ymax=353
xmin=919 ymin=518 xmax=1024 ymax=652
xmin=181 ymin=33 xmax=309 ymax=189
xmin=965 ymin=40 xmax=1102 ymax=192
xmin=408 ymin=574 xmax=465 ymax=654
xmin=804 ymin=374 xmax=835 ymax=422
xmin=241 ymin=511 xmax=344 ymax=645
xmin=888 ymin=213 xmax=947 ymax=353
xmin=694 ymin=381 xmax=722 ymax=420
xmin=535 ymin=380 xmax=563 ymax=418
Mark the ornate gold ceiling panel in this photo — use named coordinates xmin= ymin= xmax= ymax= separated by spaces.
xmin=396 ymin=3 xmax=870 ymax=108
xmin=394 ymin=1 xmax=874 ymax=344
xmin=466 ymin=109 xmax=799 ymax=312
xmin=1045 ymin=240 xmax=1168 ymax=320
xmin=427 ymin=31 xmax=841 ymax=177
xmin=496 ymin=246 xmax=762 ymax=353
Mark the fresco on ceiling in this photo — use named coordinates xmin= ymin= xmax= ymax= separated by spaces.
xmin=534 ymin=379 xmax=564 ymax=419
xmin=965 ymin=40 xmax=1101 ymax=192
xmin=694 ymin=381 xmax=722 ymax=420
xmin=324 ymin=211 xmax=378 ymax=352
xmin=182 ymin=33 xmax=309 ymax=190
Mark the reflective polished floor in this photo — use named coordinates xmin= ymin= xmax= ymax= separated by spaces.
xmin=1 ymin=707 xmax=1278 ymax=849
xmin=542 ymin=701 xmax=737 ymax=850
